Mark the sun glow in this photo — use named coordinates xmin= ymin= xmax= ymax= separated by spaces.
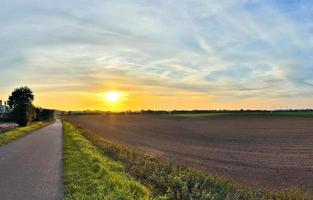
xmin=105 ymin=91 xmax=123 ymax=103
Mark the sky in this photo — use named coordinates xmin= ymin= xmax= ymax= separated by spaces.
xmin=1 ymin=0 xmax=313 ymax=111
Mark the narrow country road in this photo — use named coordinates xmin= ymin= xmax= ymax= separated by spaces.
xmin=0 ymin=120 xmax=63 ymax=200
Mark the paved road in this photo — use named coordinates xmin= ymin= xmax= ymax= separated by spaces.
xmin=0 ymin=120 xmax=63 ymax=200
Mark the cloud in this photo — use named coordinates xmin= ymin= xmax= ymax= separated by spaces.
xmin=1 ymin=0 xmax=313 ymax=109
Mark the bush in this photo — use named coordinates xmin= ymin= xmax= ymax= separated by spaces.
xmin=34 ymin=108 xmax=55 ymax=122
xmin=10 ymin=103 xmax=34 ymax=127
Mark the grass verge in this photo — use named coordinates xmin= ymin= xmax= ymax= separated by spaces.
xmin=67 ymin=121 xmax=312 ymax=200
xmin=0 ymin=121 xmax=52 ymax=146
xmin=63 ymin=120 xmax=153 ymax=200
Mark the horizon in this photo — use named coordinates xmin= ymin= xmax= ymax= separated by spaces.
xmin=1 ymin=0 xmax=313 ymax=111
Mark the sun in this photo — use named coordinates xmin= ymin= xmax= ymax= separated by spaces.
xmin=105 ymin=91 xmax=122 ymax=103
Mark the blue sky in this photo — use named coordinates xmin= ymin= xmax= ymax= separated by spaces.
xmin=1 ymin=0 xmax=313 ymax=110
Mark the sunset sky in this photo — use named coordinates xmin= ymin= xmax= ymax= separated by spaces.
xmin=1 ymin=0 xmax=313 ymax=111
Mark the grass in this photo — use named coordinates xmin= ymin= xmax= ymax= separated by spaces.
xmin=270 ymin=111 xmax=313 ymax=116
xmin=171 ymin=113 xmax=225 ymax=117
xmin=67 ymin=121 xmax=312 ymax=200
xmin=171 ymin=111 xmax=313 ymax=118
xmin=0 ymin=121 xmax=52 ymax=146
xmin=62 ymin=121 xmax=153 ymax=200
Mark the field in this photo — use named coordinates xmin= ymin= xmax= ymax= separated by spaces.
xmin=67 ymin=114 xmax=313 ymax=193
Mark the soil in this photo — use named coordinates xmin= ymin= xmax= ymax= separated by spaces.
xmin=68 ymin=114 xmax=313 ymax=192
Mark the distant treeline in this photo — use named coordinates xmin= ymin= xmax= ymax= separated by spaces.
xmin=62 ymin=109 xmax=313 ymax=116
xmin=33 ymin=107 xmax=55 ymax=121
xmin=61 ymin=111 xmax=104 ymax=116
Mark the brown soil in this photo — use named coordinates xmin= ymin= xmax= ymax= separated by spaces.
xmin=68 ymin=114 xmax=313 ymax=192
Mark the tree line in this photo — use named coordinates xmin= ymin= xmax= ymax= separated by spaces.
xmin=8 ymin=86 xmax=54 ymax=126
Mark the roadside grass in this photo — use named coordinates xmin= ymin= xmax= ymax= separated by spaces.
xmin=0 ymin=121 xmax=52 ymax=146
xmin=62 ymin=121 xmax=154 ymax=200
xmin=67 ymin=121 xmax=312 ymax=200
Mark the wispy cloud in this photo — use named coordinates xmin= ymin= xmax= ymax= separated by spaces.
xmin=1 ymin=0 xmax=313 ymax=110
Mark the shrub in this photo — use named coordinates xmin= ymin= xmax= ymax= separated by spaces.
xmin=10 ymin=103 xmax=34 ymax=126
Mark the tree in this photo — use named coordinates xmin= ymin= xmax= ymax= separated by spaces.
xmin=8 ymin=87 xmax=34 ymax=126
xmin=8 ymin=87 xmax=34 ymax=108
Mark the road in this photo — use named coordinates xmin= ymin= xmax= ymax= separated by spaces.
xmin=0 ymin=120 xmax=63 ymax=200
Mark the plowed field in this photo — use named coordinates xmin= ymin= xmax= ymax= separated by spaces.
xmin=68 ymin=114 xmax=313 ymax=192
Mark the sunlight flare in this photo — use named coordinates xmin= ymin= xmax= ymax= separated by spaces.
xmin=104 ymin=91 xmax=123 ymax=103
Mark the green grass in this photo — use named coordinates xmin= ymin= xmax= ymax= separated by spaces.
xmin=171 ymin=113 xmax=225 ymax=117
xmin=0 ymin=121 xmax=52 ymax=146
xmin=63 ymin=121 xmax=153 ymax=200
xmin=67 ymin=121 xmax=312 ymax=200
xmin=171 ymin=111 xmax=313 ymax=118
xmin=270 ymin=111 xmax=313 ymax=116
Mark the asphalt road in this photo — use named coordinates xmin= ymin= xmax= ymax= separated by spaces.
xmin=0 ymin=120 xmax=63 ymax=200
